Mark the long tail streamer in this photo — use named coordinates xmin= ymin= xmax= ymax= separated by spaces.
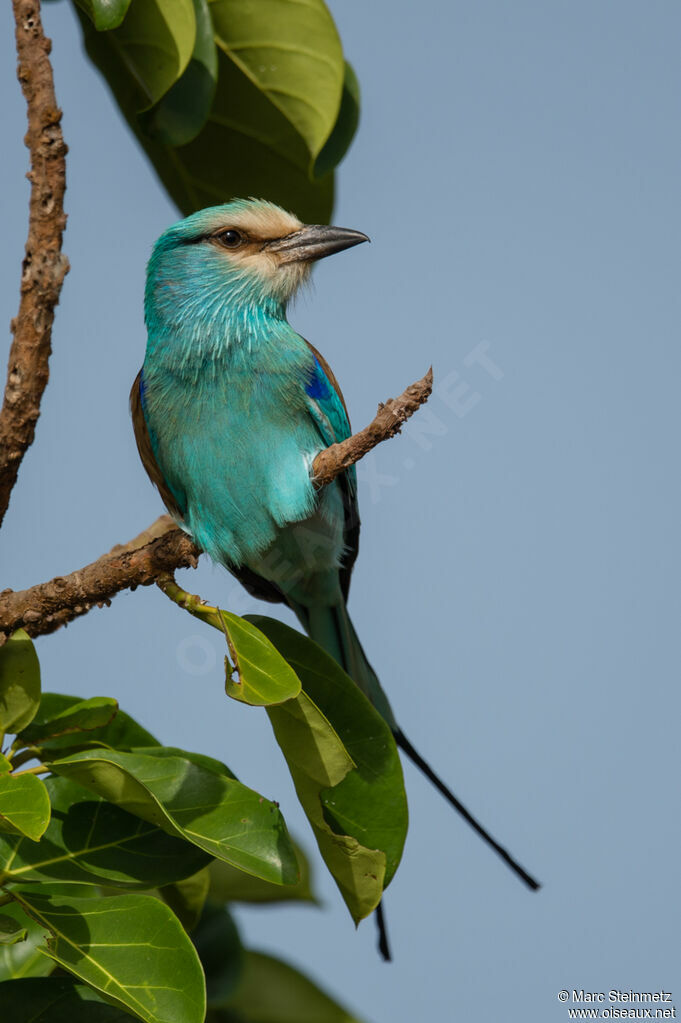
xmin=394 ymin=728 xmax=541 ymax=891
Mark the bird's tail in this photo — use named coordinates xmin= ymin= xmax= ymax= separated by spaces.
xmin=287 ymin=596 xmax=396 ymax=959
xmin=291 ymin=596 xmax=541 ymax=895
xmin=298 ymin=599 xmax=399 ymax=732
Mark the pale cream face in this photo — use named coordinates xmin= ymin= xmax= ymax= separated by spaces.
xmin=206 ymin=203 xmax=311 ymax=301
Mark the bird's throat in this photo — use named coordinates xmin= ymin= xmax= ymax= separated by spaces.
xmin=145 ymin=282 xmax=297 ymax=381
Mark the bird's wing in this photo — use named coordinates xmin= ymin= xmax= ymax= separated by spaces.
xmin=304 ymin=341 xmax=360 ymax=600
xmin=130 ymin=350 xmax=361 ymax=605
xmin=234 ymin=343 xmax=361 ymax=604
xmin=130 ymin=369 xmax=185 ymax=521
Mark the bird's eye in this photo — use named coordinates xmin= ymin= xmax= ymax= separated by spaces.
xmin=217 ymin=229 xmax=243 ymax=249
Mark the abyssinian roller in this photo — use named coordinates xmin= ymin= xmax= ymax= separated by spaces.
xmin=132 ymin=200 xmax=539 ymax=956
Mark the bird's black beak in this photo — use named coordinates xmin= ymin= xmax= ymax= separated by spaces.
xmin=264 ymin=224 xmax=369 ymax=264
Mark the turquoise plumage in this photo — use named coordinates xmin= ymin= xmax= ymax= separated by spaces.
xmin=132 ymin=200 xmax=539 ymax=929
xmin=132 ymin=199 xmax=394 ymax=722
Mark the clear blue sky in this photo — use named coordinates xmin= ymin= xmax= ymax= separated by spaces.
xmin=2 ymin=2 xmax=680 ymax=1020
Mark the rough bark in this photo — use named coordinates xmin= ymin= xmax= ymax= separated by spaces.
xmin=0 ymin=518 xmax=198 ymax=640
xmin=0 ymin=370 xmax=433 ymax=640
xmin=0 ymin=0 xmax=69 ymax=526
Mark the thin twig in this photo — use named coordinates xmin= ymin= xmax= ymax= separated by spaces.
xmin=312 ymin=368 xmax=433 ymax=488
xmin=0 ymin=1 xmax=69 ymax=526
xmin=0 ymin=517 xmax=199 ymax=641
xmin=0 ymin=369 xmax=433 ymax=640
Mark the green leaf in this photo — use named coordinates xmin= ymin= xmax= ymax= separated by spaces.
xmin=75 ymin=0 xmax=133 ymax=31
xmin=136 ymin=745 xmax=235 ymax=778
xmin=173 ymin=47 xmax=333 ymax=218
xmin=25 ymin=693 xmax=158 ymax=754
xmin=210 ymin=0 xmax=345 ymax=163
xmin=0 ymin=630 xmax=41 ymax=735
xmin=218 ymin=950 xmax=364 ymax=1022
xmin=0 ymin=977 xmax=137 ymax=1020
xmin=314 ymin=61 xmax=360 ymax=179
xmin=75 ymin=9 xmax=336 ymax=222
xmin=17 ymin=697 xmax=119 ymax=746
xmin=208 ymin=841 xmax=316 ymax=905
xmin=89 ymin=0 xmax=196 ymax=108
xmin=221 ymin=611 xmax=302 ymax=706
xmin=0 ymin=773 xmax=50 ymax=841
xmin=10 ymin=889 xmax=206 ymax=1023
xmin=0 ymin=914 xmax=26 ymax=945
xmin=140 ymin=0 xmax=217 ymax=145
xmin=48 ymin=748 xmax=298 ymax=886
xmin=0 ymin=754 xmax=11 ymax=774
xmin=159 ymin=866 xmax=211 ymax=932
xmin=247 ymin=617 xmax=408 ymax=923
xmin=192 ymin=903 xmax=243 ymax=1005
xmin=201 ymin=43 xmax=313 ymax=172
xmin=178 ymin=599 xmax=301 ymax=706
xmin=0 ymin=776 xmax=210 ymax=889
xmin=0 ymin=904 xmax=53 ymax=982
xmin=265 ymin=689 xmax=383 ymax=923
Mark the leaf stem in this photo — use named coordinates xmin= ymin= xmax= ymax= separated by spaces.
xmin=156 ymin=573 xmax=218 ymax=619
xmin=12 ymin=763 xmax=47 ymax=777
xmin=157 ymin=575 xmax=234 ymax=671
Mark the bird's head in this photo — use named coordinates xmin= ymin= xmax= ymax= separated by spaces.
xmin=146 ymin=199 xmax=369 ymax=322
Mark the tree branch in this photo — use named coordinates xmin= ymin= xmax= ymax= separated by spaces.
xmin=0 ymin=369 xmax=433 ymax=640
xmin=0 ymin=517 xmax=199 ymax=641
xmin=0 ymin=0 xmax=69 ymax=527
xmin=312 ymin=367 xmax=433 ymax=488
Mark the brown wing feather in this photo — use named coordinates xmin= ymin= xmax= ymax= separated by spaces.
xmin=130 ymin=369 xmax=184 ymax=521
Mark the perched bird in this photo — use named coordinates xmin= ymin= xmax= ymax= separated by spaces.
xmin=132 ymin=200 xmax=378 ymax=710
xmin=132 ymin=200 xmax=538 ymax=954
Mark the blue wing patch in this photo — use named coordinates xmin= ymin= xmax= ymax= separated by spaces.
xmin=304 ymin=352 xmax=357 ymax=500
xmin=305 ymin=356 xmax=332 ymax=401
xmin=305 ymin=357 xmax=351 ymax=447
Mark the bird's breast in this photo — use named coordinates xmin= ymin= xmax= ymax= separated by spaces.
xmin=142 ymin=364 xmax=325 ymax=567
